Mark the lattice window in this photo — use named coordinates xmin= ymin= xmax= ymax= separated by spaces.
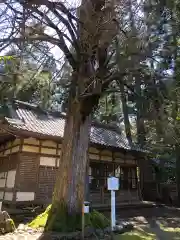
xmin=114 ymin=166 xmax=137 ymax=190
xmin=89 ymin=163 xmax=137 ymax=191
xmin=89 ymin=162 xmax=114 ymax=191
xmin=0 ymin=172 xmax=6 ymax=179
xmin=115 ymin=166 xmax=121 ymax=178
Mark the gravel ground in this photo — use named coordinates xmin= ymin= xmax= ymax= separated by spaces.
xmin=117 ymin=205 xmax=180 ymax=239
xmin=1 ymin=205 xmax=180 ymax=240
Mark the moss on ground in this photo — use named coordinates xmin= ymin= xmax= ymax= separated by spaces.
xmin=28 ymin=205 xmax=51 ymax=229
xmin=28 ymin=204 xmax=110 ymax=232
xmin=9 ymin=218 xmax=16 ymax=230
xmin=116 ymin=230 xmax=155 ymax=240
xmin=159 ymin=223 xmax=180 ymax=233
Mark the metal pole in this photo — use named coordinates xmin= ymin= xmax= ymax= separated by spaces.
xmin=82 ymin=203 xmax=85 ymax=240
xmin=111 ymin=190 xmax=116 ymax=231
xmin=82 ymin=154 xmax=90 ymax=240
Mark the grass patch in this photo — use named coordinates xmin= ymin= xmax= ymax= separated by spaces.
xmin=115 ymin=222 xmax=180 ymax=239
xmin=28 ymin=204 xmax=110 ymax=231
xmin=115 ymin=229 xmax=155 ymax=240
xmin=159 ymin=222 xmax=180 ymax=233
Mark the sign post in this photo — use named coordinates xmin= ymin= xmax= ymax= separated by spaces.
xmin=82 ymin=201 xmax=90 ymax=240
xmin=107 ymin=177 xmax=119 ymax=231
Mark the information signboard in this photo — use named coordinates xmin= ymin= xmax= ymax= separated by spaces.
xmin=107 ymin=177 xmax=119 ymax=191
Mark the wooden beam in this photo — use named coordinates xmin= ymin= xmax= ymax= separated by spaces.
xmin=12 ymin=139 xmax=23 ymax=205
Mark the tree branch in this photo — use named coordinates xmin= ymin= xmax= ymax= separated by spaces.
xmin=51 ymin=7 xmax=79 ymax=52
xmin=31 ymin=7 xmax=77 ymax=70
xmin=36 ymin=3 xmax=78 ymax=49
xmin=0 ymin=35 xmax=60 ymax=45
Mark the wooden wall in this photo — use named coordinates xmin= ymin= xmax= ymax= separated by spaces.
xmin=0 ymin=138 xmax=22 ymax=202
xmin=0 ymin=139 xmax=21 ymax=157
xmin=19 ymin=137 xmax=137 ymax=168
xmin=0 ymin=153 xmax=19 ymax=202
xmin=0 ymin=137 xmax=139 ymax=163
xmin=0 ymin=137 xmax=139 ymax=204
xmin=89 ymin=147 xmax=137 ymax=165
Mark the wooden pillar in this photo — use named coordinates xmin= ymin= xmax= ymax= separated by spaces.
xmin=2 ymin=171 xmax=8 ymax=204
xmin=136 ymin=166 xmax=142 ymax=201
xmin=35 ymin=139 xmax=41 ymax=203
xmin=85 ymin=153 xmax=90 ymax=202
xmin=100 ymin=186 xmax=105 ymax=204
xmin=12 ymin=138 xmax=23 ymax=206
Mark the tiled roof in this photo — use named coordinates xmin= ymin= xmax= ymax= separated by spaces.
xmin=3 ymin=100 xmax=144 ymax=152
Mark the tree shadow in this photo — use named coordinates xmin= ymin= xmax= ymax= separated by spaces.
xmin=117 ymin=206 xmax=180 ymax=240
xmin=144 ymin=218 xmax=180 ymax=240
xmin=37 ymin=232 xmax=53 ymax=240
xmin=37 ymin=231 xmax=84 ymax=240
xmin=37 ymin=206 xmax=180 ymax=240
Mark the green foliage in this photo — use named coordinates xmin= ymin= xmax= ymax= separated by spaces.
xmin=85 ymin=210 xmax=110 ymax=229
xmin=8 ymin=219 xmax=16 ymax=232
xmin=95 ymin=91 xmax=122 ymax=125
xmin=28 ymin=204 xmax=110 ymax=232
xmin=0 ymin=46 xmax=56 ymax=109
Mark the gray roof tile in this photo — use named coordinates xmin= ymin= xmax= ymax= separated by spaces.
xmin=4 ymin=100 xmax=144 ymax=152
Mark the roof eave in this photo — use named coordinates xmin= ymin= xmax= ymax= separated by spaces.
xmin=0 ymin=123 xmax=148 ymax=155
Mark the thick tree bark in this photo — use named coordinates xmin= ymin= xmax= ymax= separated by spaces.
xmin=175 ymin=146 xmax=180 ymax=204
xmin=135 ymin=75 xmax=146 ymax=199
xmin=135 ymin=79 xmax=146 ymax=148
xmin=170 ymin=28 xmax=180 ymax=204
xmin=119 ymin=80 xmax=132 ymax=145
xmin=44 ymin=0 xmax=116 ymax=231
xmin=45 ymin=88 xmax=91 ymax=231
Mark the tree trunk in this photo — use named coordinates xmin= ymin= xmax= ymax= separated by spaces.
xmin=175 ymin=145 xmax=180 ymax=204
xmin=119 ymin=80 xmax=132 ymax=145
xmin=44 ymin=0 xmax=115 ymax=231
xmin=45 ymin=91 xmax=91 ymax=232
xmin=135 ymin=74 xmax=146 ymax=148
xmin=135 ymin=75 xmax=146 ymax=199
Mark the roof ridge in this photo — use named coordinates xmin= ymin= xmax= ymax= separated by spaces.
xmin=14 ymin=100 xmax=66 ymax=119
xmin=13 ymin=100 xmax=122 ymax=132
xmin=91 ymin=121 xmax=121 ymax=133
xmin=4 ymin=100 xmax=146 ymax=153
xmin=13 ymin=100 xmax=38 ymax=110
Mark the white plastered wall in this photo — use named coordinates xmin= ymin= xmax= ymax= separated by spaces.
xmin=0 ymin=191 xmax=4 ymax=200
xmin=0 ymin=172 xmax=6 ymax=188
xmin=16 ymin=192 xmax=35 ymax=201
xmin=4 ymin=192 xmax=13 ymax=201
xmin=40 ymin=156 xmax=56 ymax=167
xmin=6 ymin=170 xmax=16 ymax=188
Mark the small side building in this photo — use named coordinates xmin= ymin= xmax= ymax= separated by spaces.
xmin=0 ymin=100 xmax=147 ymax=207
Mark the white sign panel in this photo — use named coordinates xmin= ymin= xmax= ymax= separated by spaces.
xmin=84 ymin=205 xmax=89 ymax=213
xmin=107 ymin=177 xmax=119 ymax=191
